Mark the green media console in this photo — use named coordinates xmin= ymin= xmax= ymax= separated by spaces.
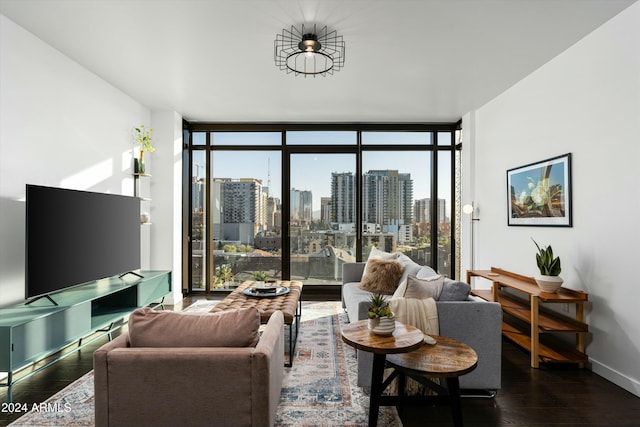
xmin=0 ymin=270 xmax=171 ymax=402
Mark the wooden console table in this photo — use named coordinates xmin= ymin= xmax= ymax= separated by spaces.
xmin=467 ymin=267 xmax=588 ymax=368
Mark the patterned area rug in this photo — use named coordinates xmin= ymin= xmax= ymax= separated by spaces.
xmin=9 ymin=301 xmax=402 ymax=427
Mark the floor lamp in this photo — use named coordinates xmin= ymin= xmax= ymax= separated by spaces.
xmin=462 ymin=203 xmax=480 ymax=274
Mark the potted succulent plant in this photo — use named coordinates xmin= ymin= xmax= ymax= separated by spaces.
xmin=252 ymin=270 xmax=268 ymax=287
xmin=532 ymin=238 xmax=563 ymax=293
xmin=367 ymin=294 xmax=395 ymax=335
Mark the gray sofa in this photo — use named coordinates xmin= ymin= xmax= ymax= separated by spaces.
xmin=342 ymin=261 xmax=502 ymax=392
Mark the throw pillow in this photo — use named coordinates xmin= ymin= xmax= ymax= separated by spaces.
xmin=367 ymin=246 xmax=398 ymax=261
xmin=439 ymin=279 xmax=472 ymax=301
xmin=363 ymin=247 xmax=399 ymax=277
xmin=393 ymin=274 xmax=444 ymax=300
xmin=359 ymin=257 xmax=404 ymax=295
xmin=416 ymin=265 xmax=439 ymax=279
xmin=396 ymin=253 xmax=423 ymax=289
xmin=129 ymin=306 xmax=260 ymax=348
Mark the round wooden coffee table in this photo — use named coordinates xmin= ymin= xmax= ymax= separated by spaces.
xmin=386 ymin=335 xmax=478 ymax=427
xmin=341 ymin=320 xmax=424 ymax=427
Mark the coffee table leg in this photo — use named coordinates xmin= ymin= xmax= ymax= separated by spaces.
xmin=368 ymin=353 xmax=386 ymax=427
xmin=446 ymin=377 xmax=464 ymax=427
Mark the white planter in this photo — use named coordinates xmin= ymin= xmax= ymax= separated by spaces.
xmin=368 ymin=316 xmax=396 ymax=336
xmin=535 ymin=275 xmax=563 ymax=293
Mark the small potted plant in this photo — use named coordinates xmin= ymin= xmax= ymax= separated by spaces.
xmin=532 ymin=238 xmax=563 ymax=293
xmin=252 ymin=270 xmax=268 ymax=287
xmin=367 ymin=294 xmax=395 ymax=335
xmin=134 ymin=125 xmax=154 ymax=174
xmin=213 ymin=264 xmax=234 ymax=289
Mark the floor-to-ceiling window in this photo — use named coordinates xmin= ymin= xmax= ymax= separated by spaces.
xmin=287 ymin=131 xmax=358 ymax=285
xmin=184 ymin=124 xmax=460 ymax=293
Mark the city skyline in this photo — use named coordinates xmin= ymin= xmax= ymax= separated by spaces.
xmin=194 ymin=150 xmax=452 ymax=219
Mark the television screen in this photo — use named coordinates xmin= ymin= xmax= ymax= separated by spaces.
xmin=26 ymin=185 xmax=141 ymax=300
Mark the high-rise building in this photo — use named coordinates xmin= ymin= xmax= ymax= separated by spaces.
xmin=290 ymin=188 xmax=312 ymax=223
xmin=320 ymin=197 xmax=331 ymax=224
xmin=300 ymin=190 xmax=312 ymax=222
xmin=414 ymin=198 xmax=430 ymax=223
xmin=212 ymin=178 xmax=266 ymax=244
xmin=192 ymin=177 xmax=204 ymax=212
xmin=413 ymin=198 xmax=448 ymax=223
xmin=363 ymin=170 xmax=413 ymax=226
xmin=266 ymin=196 xmax=281 ymax=232
xmin=330 ymin=172 xmax=356 ymax=224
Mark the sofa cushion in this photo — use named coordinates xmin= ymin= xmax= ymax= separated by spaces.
xmin=129 ymin=307 xmax=260 ymax=348
xmin=439 ymin=279 xmax=472 ymax=301
xmin=393 ymin=274 xmax=445 ymax=300
xmin=359 ymin=257 xmax=404 ymax=295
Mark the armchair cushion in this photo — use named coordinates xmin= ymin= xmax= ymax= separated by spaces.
xmin=129 ymin=306 xmax=260 ymax=348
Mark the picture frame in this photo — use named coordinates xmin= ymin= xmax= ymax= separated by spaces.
xmin=507 ymin=153 xmax=572 ymax=227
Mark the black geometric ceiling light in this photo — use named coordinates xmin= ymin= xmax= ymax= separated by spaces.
xmin=274 ymin=24 xmax=345 ymax=77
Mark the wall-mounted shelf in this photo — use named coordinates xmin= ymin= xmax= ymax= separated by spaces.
xmin=133 ymin=173 xmax=151 ymax=224
xmin=133 ymin=173 xmax=151 ymax=198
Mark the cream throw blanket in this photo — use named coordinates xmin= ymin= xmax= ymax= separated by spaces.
xmin=389 ymin=297 xmax=439 ymax=336
xmin=387 ymin=297 xmax=439 ymax=395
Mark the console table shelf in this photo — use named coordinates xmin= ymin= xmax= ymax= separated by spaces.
xmin=501 ymin=321 xmax=588 ymax=364
xmin=467 ymin=267 xmax=588 ymax=368
xmin=0 ymin=270 xmax=171 ymax=402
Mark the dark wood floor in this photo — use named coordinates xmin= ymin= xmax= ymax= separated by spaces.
xmin=1 ymin=294 xmax=639 ymax=427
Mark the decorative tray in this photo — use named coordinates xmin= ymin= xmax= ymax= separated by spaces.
xmin=243 ymin=286 xmax=290 ymax=297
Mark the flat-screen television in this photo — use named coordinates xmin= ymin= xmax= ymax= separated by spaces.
xmin=26 ymin=184 xmax=141 ymax=301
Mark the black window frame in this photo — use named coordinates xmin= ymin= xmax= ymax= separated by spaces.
xmin=182 ymin=122 xmax=461 ymax=294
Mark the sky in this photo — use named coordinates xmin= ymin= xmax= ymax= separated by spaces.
xmin=192 ymin=131 xmax=454 ymax=217
xmin=195 ymin=149 xmax=452 ymax=217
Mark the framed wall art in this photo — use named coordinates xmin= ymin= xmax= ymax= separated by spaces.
xmin=507 ymin=153 xmax=572 ymax=227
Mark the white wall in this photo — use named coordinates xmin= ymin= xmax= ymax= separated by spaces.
xmin=149 ymin=110 xmax=184 ymax=304
xmin=466 ymin=3 xmax=640 ymax=396
xmin=0 ymin=15 xmax=153 ymax=306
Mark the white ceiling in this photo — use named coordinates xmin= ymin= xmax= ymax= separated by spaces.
xmin=0 ymin=0 xmax=636 ymax=123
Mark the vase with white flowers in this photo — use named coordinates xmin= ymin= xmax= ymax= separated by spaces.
xmin=134 ymin=125 xmax=154 ymax=174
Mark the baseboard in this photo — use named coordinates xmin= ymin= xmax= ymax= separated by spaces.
xmin=590 ymin=357 xmax=640 ymax=397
